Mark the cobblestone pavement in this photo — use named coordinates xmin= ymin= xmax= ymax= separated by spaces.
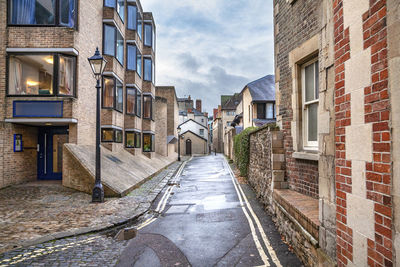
xmin=0 ymin=161 xmax=182 ymax=255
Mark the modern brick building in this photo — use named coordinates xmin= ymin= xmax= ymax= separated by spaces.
xmin=273 ymin=0 xmax=400 ymax=266
xmin=0 ymin=0 xmax=169 ymax=193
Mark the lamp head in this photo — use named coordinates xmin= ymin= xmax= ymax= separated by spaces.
xmin=88 ymin=47 xmax=107 ymax=80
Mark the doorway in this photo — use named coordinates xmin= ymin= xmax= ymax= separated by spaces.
xmin=37 ymin=127 xmax=69 ymax=180
xmin=186 ymin=139 xmax=192 ymax=155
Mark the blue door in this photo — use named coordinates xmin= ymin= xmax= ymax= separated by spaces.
xmin=37 ymin=127 xmax=69 ymax=180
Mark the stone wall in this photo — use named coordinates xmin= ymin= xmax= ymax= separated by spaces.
xmin=155 ymin=97 xmax=167 ymax=157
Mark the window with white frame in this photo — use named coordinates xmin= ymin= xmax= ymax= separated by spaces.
xmin=302 ymin=59 xmax=319 ymax=149
xmin=199 ymin=129 xmax=204 ymax=136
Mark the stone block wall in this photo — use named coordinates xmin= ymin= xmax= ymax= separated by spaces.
xmin=155 ymin=97 xmax=167 ymax=157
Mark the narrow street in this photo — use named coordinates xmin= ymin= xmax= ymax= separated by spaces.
xmin=117 ymin=155 xmax=301 ymax=267
xmin=0 ymin=155 xmax=301 ymax=267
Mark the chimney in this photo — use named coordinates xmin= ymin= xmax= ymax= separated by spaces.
xmin=188 ymin=95 xmax=191 ymax=100
xmin=213 ymin=109 xmax=218 ymax=119
xmin=196 ymin=99 xmax=202 ymax=112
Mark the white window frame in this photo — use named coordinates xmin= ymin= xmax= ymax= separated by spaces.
xmin=301 ymin=58 xmax=319 ymax=150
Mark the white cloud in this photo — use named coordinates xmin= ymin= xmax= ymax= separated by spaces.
xmin=141 ymin=0 xmax=274 ymax=113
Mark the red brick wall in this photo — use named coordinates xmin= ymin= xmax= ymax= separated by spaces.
xmin=333 ymin=0 xmax=393 ymax=266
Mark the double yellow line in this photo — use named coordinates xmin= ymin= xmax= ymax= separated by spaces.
xmin=224 ymin=158 xmax=282 ymax=267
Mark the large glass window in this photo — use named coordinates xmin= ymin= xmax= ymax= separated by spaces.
xmin=144 ymin=58 xmax=152 ymax=82
xmin=104 ymin=0 xmax=115 ymax=7
xmin=117 ymin=0 xmax=124 ymax=22
xmin=144 ymin=24 xmax=152 ymax=47
xmin=302 ymin=60 xmax=319 ymax=148
xmin=116 ymin=81 xmax=123 ymax=112
xmin=126 ymin=131 xmax=141 ymax=148
xmin=266 ymin=103 xmax=275 ymax=119
xmin=127 ymin=5 xmax=137 ymax=30
xmin=102 ymin=128 xmax=122 ymax=143
xmin=8 ymin=54 xmax=76 ymax=96
xmin=127 ymin=44 xmax=136 ymax=71
xmin=116 ymin=31 xmax=124 ymax=65
xmin=9 ymin=0 xmax=77 ymax=27
xmin=104 ymin=24 xmax=116 ymax=56
xmin=136 ymin=50 xmax=142 ymax=77
xmin=103 ymin=24 xmax=124 ymax=65
xmin=58 ymin=56 xmax=75 ymax=96
xmin=102 ymin=77 xmax=115 ymax=108
xmin=143 ymin=133 xmax=155 ymax=152
xmin=126 ymin=87 xmax=136 ymax=115
xmin=143 ymin=95 xmax=153 ymax=119
xmin=136 ymin=90 xmax=142 ymax=117
xmin=257 ymin=104 xmax=265 ymax=119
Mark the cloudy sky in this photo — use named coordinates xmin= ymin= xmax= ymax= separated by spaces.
xmin=141 ymin=0 xmax=275 ymax=114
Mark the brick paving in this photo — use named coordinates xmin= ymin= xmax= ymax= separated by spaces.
xmin=0 ymin=161 xmax=182 ymax=255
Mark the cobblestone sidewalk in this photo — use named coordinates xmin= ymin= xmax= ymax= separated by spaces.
xmin=0 ymin=161 xmax=182 ymax=255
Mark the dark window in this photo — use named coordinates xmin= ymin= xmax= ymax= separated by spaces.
xmin=102 ymin=128 xmax=122 ymax=143
xmin=104 ymin=24 xmax=116 ymax=56
xmin=7 ymin=53 xmax=76 ymax=96
xmin=116 ymin=81 xmax=123 ymax=112
xmin=126 ymin=131 xmax=141 ymax=148
xmin=127 ymin=44 xmax=136 ymax=71
xmin=127 ymin=5 xmax=137 ymax=30
xmin=143 ymin=133 xmax=154 ymax=152
xmin=144 ymin=58 xmax=152 ymax=82
xmin=136 ymin=90 xmax=142 ymax=117
xmin=136 ymin=50 xmax=142 ymax=77
xmin=144 ymin=24 xmax=152 ymax=47
xmin=126 ymin=87 xmax=136 ymax=115
xmin=102 ymin=76 xmax=123 ymax=112
xmin=257 ymin=103 xmax=266 ymax=119
xmin=9 ymin=0 xmax=77 ymax=28
xmin=143 ymin=95 xmax=152 ymax=119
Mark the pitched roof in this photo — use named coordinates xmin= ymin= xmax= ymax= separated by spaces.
xmin=178 ymin=119 xmax=208 ymax=129
xmin=244 ymin=75 xmax=275 ymax=102
xmin=222 ymin=93 xmax=242 ymax=110
xmin=221 ymin=95 xmax=232 ymax=106
xmin=181 ymin=130 xmax=208 ymax=142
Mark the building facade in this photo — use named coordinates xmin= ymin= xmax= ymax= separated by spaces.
xmin=274 ymin=0 xmax=400 ymax=266
xmin=0 ymin=0 xmax=159 ymax=189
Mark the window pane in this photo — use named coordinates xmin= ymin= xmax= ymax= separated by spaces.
xmin=308 ymin=103 xmax=318 ymax=142
xmin=104 ymin=25 xmax=116 ymax=56
xmin=144 ymin=24 xmax=152 ymax=46
xmin=116 ymin=31 xmax=124 ymax=64
xmin=152 ymin=27 xmax=155 ymax=49
xmin=126 ymin=132 xmax=135 ymax=148
xmin=136 ymin=50 xmax=142 ymax=77
xmin=117 ymin=0 xmax=124 ymax=21
xmin=136 ymin=132 xmax=141 ymax=148
xmin=102 ymin=129 xmax=113 ymax=142
xmin=200 ymin=129 xmax=204 ymax=136
xmin=266 ymin=103 xmax=274 ymax=119
xmin=152 ymin=61 xmax=155 ymax=84
xmin=136 ymin=91 xmax=141 ymax=117
xmin=8 ymin=54 xmax=54 ymax=95
xmin=137 ymin=13 xmax=142 ymax=39
xmin=103 ymin=77 xmax=114 ymax=108
xmin=305 ymin=63 xmax=315 ymax=102
xmin=257 ymin=103 xmax=265 ymax=119
xmin=143 ymin=134 xmax=151 ymax=152
xmin=59 ymin=0 xmax=75 ymax=27
xmin=58 ymin=56 xmax=74 ymax=95
xmin=127 ymin=88 xmax=136 ymax=114
xmin=144 ymin=58 xmax=152 ymax=81
xmin=104 ymin=0 xmax=115 ymax=7
xmin=10 ymin=0 xmax=55 ymax=25
xmin=127 ymin=5 xmax=137 ymax=30
xmin=127 ymin=45 xmax=136 ymax=71
xmin=151 ymin=134 xmax=155 ymax=152
xmin=116 ymin=81 xmax=123 ymax=112
xmin=143 ymin=95 xmax=152 ymax=119
xmin=115 ymin=130 xmax=123 ymax=143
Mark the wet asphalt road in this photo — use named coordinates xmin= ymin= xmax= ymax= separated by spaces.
xmin=116 ymin=155 xmax=302 ymax=267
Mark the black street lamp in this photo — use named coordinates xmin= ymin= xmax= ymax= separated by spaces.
xmin=88 ymin=47 xmax=107 ymax=203
xmin=177 ymin=126 xmax=181 ymax=161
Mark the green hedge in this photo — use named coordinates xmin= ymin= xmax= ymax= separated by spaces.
xmin=233 ymin=127 xmax=257 ymax=177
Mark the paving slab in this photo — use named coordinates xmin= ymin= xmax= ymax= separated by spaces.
xmin=0 ymin=161 xmax=183 ymax=255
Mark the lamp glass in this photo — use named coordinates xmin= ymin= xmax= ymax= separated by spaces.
xmin=90 ymin=59 xmax=103 ymax=76
xmin=177 ymin=127 xmax=181 ymax=134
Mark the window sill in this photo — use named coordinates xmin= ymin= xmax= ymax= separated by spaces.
xmin=292 ymin=151 xmax=319 ymax=161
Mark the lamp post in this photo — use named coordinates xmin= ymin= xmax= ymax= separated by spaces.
xmin=88 ymin=47 xmax=107 ymax=203
xmin=177 ymin=126 xmax=181 ymax=161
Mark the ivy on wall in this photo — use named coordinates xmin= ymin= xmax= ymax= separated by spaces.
xmin=233 ymin=127 xmax=257 ymax=177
